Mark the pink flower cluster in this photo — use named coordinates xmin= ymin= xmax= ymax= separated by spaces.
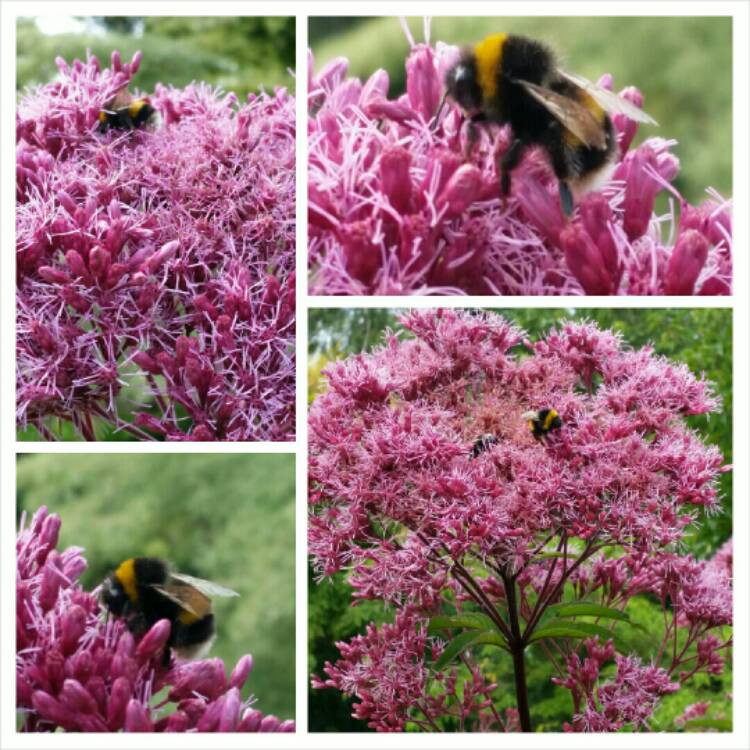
xmin=312 ymin=611 xmax=507 ymax=732
xmin=17 ymin=506 xmax=295 ymax=732
xmin=17 ymin=51 xmax=295 ymax=441
xmin=308 ymin=41 xmax=731 ymax=295
xmin=309 ymin=309 xmax=731 ymax=731
xmin=553 ymin=638 xmax=679 ymax=732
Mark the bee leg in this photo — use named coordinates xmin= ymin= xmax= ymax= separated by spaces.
xmin=463 ymin=112 xmax=488 ymax=160
xmin=559 ymin=182 xmax=574 ymax=217
xmin=464 ymin=120 xmax=479 ymax=160
xmin=498 ymin=138 xmax=525 ymax=203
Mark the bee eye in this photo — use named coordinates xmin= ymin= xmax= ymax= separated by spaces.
xmin=448 ymin=65 xmax=481 ymax=111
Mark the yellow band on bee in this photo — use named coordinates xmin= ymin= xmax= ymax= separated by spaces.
xmin=474 ymin=33 xmax=508 ymax=102
xmin=128 ymin=100 xmax=145 ymax=118
xmin=115 ymin=558 xmax=139 ymax=603
xmin=178 ymin=609 xmax=200 ymax=625
xmin=543 ymin=409 xmax=559 ymax=430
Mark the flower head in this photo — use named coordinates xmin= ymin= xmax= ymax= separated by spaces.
xmin=17 ymin=51 xmax=295 ymax=440
xmin=17 ymin=506 xmax=294 ymax=732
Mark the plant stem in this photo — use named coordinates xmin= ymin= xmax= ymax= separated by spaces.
xmin=503 ymin=572 xmax=532 ymax=732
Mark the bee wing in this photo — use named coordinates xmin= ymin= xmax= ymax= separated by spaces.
xmin=150 ymin=584 xmax=201 ymax=616
xmin=169 ymin=572 xmax=239 ymax=598
xmin=556 ymin=69 xmax=658 ymax=125
xmin=513 ymin=79 xmax=608 ymax=150
xmin=108 ymin=87 xmax=134 ymax=111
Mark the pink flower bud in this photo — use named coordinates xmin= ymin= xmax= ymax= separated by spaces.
xmin=32 ymin=690 xmax=73 ymax=728
xmin=337 ymin=219 xmax=381 ymax=287
xmin=259 ymin=714 xmax=282 ymax=731
xmin=365 ymin=98 xmax=416 ymax=124
xmin=39 ymin=512 xmax=62 ymax=550
xmin=237 ymin=708 xmax=263 ymax=731
xmin=315 ymin=56 xmax=349 ymax=92
xmin=111 ymin=50 xmax=122 ymax=72
xmin=193 ymin=293 xmax=219 ymax=320
xmin=379 ymin=147 xmax=413 ymax=213
xmin=60 ymin=678 xmax=98 ymax=714
xmin=217 ymin=687 xmax=241 ymax=731
xmin=60 ymin=604 xmax=87 ymax=655
xmin=124 ymin=698 xmax=153 ymax=732
xmin=38 ymin=266 xmax=72 ymax=284
xmin=406 ymin=46 xmax=441 ymax=121
xmin=229 ymin=654 xmax=253 ymax=690
xmin=163 ymin=710 xmax=190 ymax=732
xmin=361 ymin=68 xmax=390 ymax=106
xmin=88 ymin=245 xmax=111 ymax=282
xmin=130 ymin=50 xmax=142 ymax=75
xmin=437 ymin=164 xmax=482 ymax=218
xmin=622 ymin=146 xmax=661 ymax=241
xmin=106 ymin=676 xmax=132 ymax=729
xmin=560 ymin=224 xmax=618 ymax=295
xmin=133 ymin=351 xmax=162 ymax=375
xmin=65 ymin=250 xmax=91 ymax=282
xmin=145 ymin=239 xmax=179 ymax=274
xmin=516 ymin=177 xmax=565 ymax=246
xmin=664 ymin=229 xmax=710 ymax=295
xmin=135 ymin=619 xmax=171 ymax=662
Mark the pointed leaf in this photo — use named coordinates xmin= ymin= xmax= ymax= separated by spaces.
xmin=550 ymin=602 xmax=632 ymax=623
xmin=428 ymin=613 xmax=497 ymax=634
xmin=529 ymin=620 xmax=613 ymax=643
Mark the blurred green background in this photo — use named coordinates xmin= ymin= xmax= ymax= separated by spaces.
xmin=308 ymin=307 xmax=732 ymax=732
xmin=17 ymin=452 xmax=295 ymax=720
xmin=17 ymin=15 xmax=295 ymax=99
xmin=309 ymin=16 xmax=732 ymax=205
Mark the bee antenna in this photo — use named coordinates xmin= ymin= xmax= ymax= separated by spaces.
xmin=430 ymin=90 xmax=449 ymax=132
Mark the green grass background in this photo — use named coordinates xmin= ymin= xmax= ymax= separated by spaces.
xmin=308 ymin=307 xmax=733 ymax=732
xmin=16 ymin=452 xmax=295 ymax=720
xmin=17 ymin=16 xmax=295 ymax=98
xmin=309 ymin=16 xmax=732 ymax=205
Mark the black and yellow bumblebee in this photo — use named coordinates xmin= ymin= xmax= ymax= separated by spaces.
xmin=98 ymin=89 xmax=156 ymax=132
xmin=470 ymin=433 xmax=499 ymax=458
xmin=523 ymin=408 xmax=563 ymax=440
xmin=440 ymin=33 xmax=657 ymax=215
xmin=101 ymin=557 xmax=238 ymax=666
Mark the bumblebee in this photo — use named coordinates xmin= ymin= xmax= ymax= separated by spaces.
xmin=441 ymin=33 xmax=657 ymax=215
xmin=470 ymin=434 xmax=499 ymax=458
xmin=98 ymin=89 xmax=156 ymax=132
xmin=101 ymin=557 xmax=238 ymax=666
xmin=523 ymin=408 xmax=562 ymax=440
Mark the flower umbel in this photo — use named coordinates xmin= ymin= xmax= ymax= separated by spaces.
xmin=308 ymin=40 xmax=731 ymax=295
xmin=309 ymin=310 xmax=731 ymax=731
xmin=17 ymin=506 xmax=295 ymax=732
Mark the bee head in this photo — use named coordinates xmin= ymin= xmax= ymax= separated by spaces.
xmin=445 ymin=59 xmax=483 ymax=113
xmin=101 ymin=575 xmax=128 ymax=616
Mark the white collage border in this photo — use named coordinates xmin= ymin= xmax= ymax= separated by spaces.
xmin=1 ymin=2 xmax=748 ymax=749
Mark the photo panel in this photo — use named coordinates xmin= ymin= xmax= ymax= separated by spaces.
xmin=16 ymin=15 xmax=296 ymax=442
xmin=16 ymin=452 xmax=296 ymax=732
xmin=308 ymin=17 xmax=732 ymax=296
xmin=307 ymin=306 xmax=732 ymax=733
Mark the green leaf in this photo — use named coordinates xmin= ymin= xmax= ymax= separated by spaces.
xmin=530 ymin=618 xmax=630 ymax=651
xmin=683 ymin=718 xmax=732 ymax=731
xmin=428 ymin=612 xmax=497 ymax=634
xmin=549 ymin=602 xmax=632 ymax=623
xmin=473 ymin=631 xmax=510 ymax=651
xmin=434 ymin=631 xmax=482 ymax=670
xmin=529 ymin=620 xmax=612 ymax=643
